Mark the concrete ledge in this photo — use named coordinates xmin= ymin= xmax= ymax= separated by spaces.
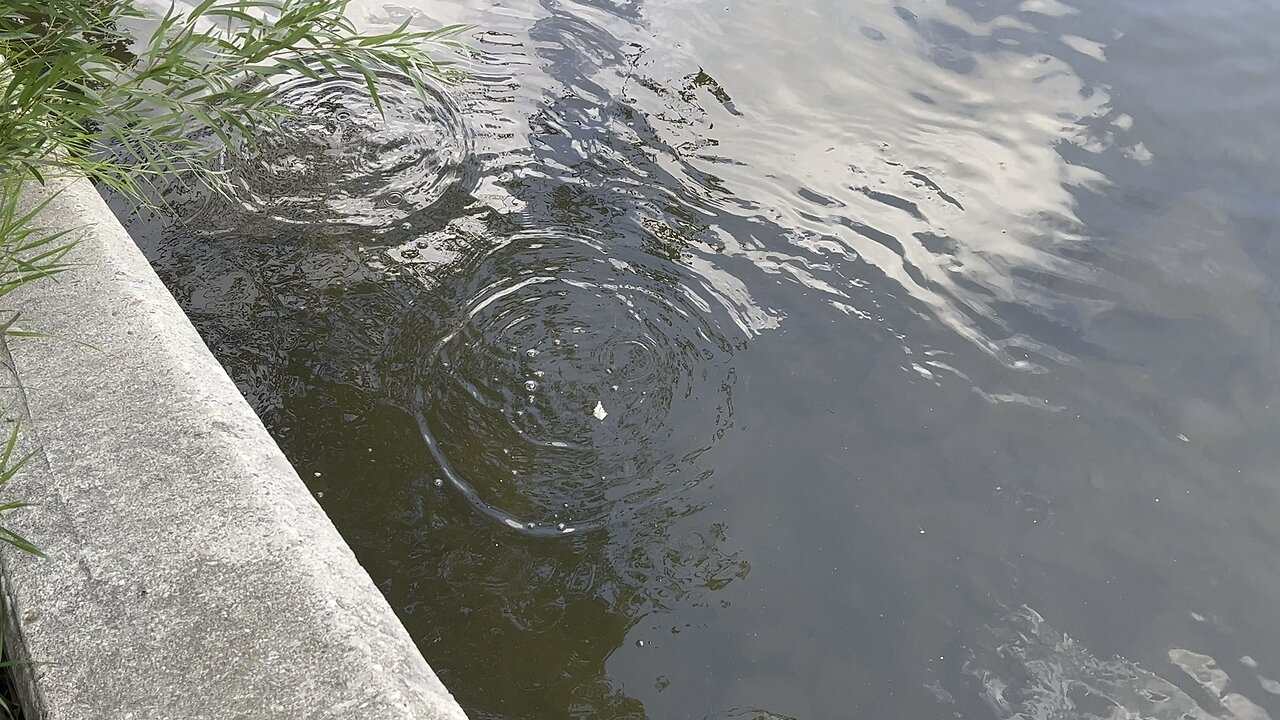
xmin=0 ymin=177 xmax=468 ymax=720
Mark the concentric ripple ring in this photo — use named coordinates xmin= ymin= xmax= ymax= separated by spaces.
xmin=220 ymin=66 xmax=472 ymax=229
xmin=412 ymin=230 xmax=736 ymax=536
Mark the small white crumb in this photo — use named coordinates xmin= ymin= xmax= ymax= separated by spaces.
xmin=593 ymin=401 xmax=608 ymax=420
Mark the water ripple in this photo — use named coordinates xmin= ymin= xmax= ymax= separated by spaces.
xmin=412 ymin=229 xmax=737 ymax=535
xmin=221 ymin=66 xmax=473 ymax=229
xmin=961 ymin=606 xmax=1276 ymax=720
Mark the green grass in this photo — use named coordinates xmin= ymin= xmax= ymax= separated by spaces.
xmin=0 ymin=621 xmax=25 ymax=720
xmin=1 ymin=0 xmax=466 ymax=201
xmin=0 ymin=175 xmax=74 ymax=560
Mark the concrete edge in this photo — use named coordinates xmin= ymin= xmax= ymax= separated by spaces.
xmin=0 ymin=176 xmax=469 ymax=720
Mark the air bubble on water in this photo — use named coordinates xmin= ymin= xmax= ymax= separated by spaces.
xmin=526 ymin=349 xmax=539 ymax=358
xmin=524 ymin=380 xmax=538 ymax=391
xmin=433 ymin=478 xmax=444 ymax=488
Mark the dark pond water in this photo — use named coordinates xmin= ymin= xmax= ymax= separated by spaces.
xmin=114 ymin=0 xmax=1280 ymax=718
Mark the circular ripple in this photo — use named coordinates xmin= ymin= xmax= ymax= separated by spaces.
xmin=414 ymin=231 xmax=736 ymax=535
xmin=221 ymin=67 xmax=472 ymax=228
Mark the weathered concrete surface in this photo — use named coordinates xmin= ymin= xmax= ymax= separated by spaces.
xmin=0 ymin=177 xmax=469 ymax=720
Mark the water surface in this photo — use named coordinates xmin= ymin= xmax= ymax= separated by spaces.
xmin=116 ymin=0 xmax=1280 ymax=718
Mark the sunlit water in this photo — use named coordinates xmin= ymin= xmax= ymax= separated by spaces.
xmin=112 ymin=0 xmax=1280 ymax=718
